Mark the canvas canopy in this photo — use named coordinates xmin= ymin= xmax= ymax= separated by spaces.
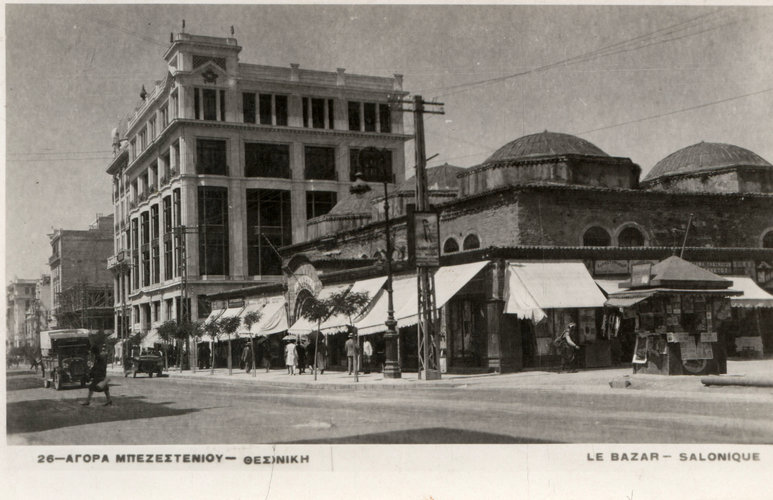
xmin=244 ymin=295 xmax=288 ymax=336
xmin=727 ymin=276 xmax=773 ymax=308
xmin=287 ymin=283 xmax=351 ymax=335
xmin=354 ymin=261 xmax=490 ymax=335
xmin=504 ymin=262 xmax=607 ymax=322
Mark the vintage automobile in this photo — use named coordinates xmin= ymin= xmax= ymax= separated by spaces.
xmin=39 ymin=329 xmax=92 ymax=390
xmin=125 ymin=349 xmax=164 ymax=378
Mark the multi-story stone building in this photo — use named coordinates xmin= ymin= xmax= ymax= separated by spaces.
xmin=105 ymin=32 xmax=407 ymax=343
xmin=6 ymin=278 xmax=38 ymax=348
xmin=48 ymin=214 xmax=115 ymax=330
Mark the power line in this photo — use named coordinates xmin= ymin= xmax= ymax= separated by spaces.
xmin=576 ymin=86 xmax=773 ymax=135
xmin=420 ymin=8 xmax=732 ymax=99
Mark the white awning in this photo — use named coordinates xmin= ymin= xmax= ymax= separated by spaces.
xmin=244 ymin=296 xmax=288 ymax=336
xmin=205 ymin=308 xmax=224 ymax=325
xmin=220 ymin=306 xmax=245 ymax=320
xmin=504 ymin=262 xmax=607 ymax=322
xmin=728 ymin=276 xmax=773 ymax=308
xmin=595 ymin=279 xmax=630 ymax=296
xmin=318 ymin=276 xmax=388 ymax=333
xmin=355 ymin=261 xmax=490 ymax=336
xmin=287 ymin=283 xmax=351 ymax=334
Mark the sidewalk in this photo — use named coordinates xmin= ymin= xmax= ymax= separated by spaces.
xmin=108 ymin=359 xmax=773 ymax=397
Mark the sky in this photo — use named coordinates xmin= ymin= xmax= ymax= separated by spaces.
xmin=5 ymin=3 xmax=773 ymax=281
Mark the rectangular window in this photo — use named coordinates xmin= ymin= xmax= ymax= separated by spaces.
xmin=245 ymin=143 xmax=291 ymax=178
xmin=306 ymin=191 xmax=338 ymax=220
xmin=198 ymin=187 xmax=229 ymax=276
xmin=149 ymin=119 xmax=156 ymax=140
xmin=246 ymin=189 xmax=292 ymax=276
xmin=197 ymin=295 xmax=212 ymax=319
xmin=259 ymin=94 xmax=272 ymax=125
xmin=328 ymin=99 xmax=335 ymax=129
xmin=163 ymin=196 xmax=172 ymax=233
xmin=302 ymin=98 xmax=309 ymax=128
xmin=153 ymin=301 xmax=160 ymax=322
xmin=131 ymin=219 xmax=139 ymax=250
xmin=151 ymin=244 xmax=160 ymax=284
xmin=196 ymin=139 xmax=227 ymax=175
xmin=142 ymin=248 xmax=150 ymax=287
xmin=379 ymin=103 xmax=391 ymax=133
xmin=242 ymin=92 xmax=256 ymax=123
xmin=311 ymin=98 xmax=325 ymax=129
xmin=164 ymin=239 xmax=173 ymax=280
xmin=275 ymin=95 xmax=288 ymax=126
xmin=364 ymin=102 xmax=377 ymax=132
xmin=173 ymin=188 xmax=181 ymax=227
xmin=304 ymin=146 xmax=336 ymax=180
xmin=140 ymin=212 xmax=150 ymax=245
xmin=150 ymin=205 xmax=159 ymax=239
xmin=350 ymin=148 xmax=393 ymax=182
xmin=220 ymin=90 xmax=226 ymax=121
xmin=194 ymin=90 xmax=200 ymax=119
xmin=202 ymin=89 xmax=217 ymax=120
xmin=173 ymin=188 xmax=181 ymax=278
xmin=348 ymin=102 xmax=361 ymax=131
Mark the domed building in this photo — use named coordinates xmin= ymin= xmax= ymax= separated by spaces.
xmin=219 ymin=130 xmax=773 ymax=375
xmin=642 ymin=141 xmax=773 ymax=193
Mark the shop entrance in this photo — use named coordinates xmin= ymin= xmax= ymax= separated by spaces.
xmin=447 ymin=299 xmax=484 ymax=368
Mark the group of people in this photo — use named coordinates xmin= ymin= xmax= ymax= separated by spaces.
xmin=282 ymin=337 xmax=328 ymax=375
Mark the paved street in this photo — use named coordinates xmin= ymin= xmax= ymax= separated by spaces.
xmin=7 ymin=362 xmax=773 ymax=445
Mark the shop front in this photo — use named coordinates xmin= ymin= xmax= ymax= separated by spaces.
xmin=503 ymin=261 xmax=609 ymax=370
xmin=605 ymin=256 xmax=741 ymax=376
xmin=725 ymin=276 xmax=773 ymax=357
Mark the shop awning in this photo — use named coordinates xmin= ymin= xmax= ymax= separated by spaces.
xmin=318 ymin=276 xmax=388 ymax=333
xmin=605 ymin=295 xmax=651 ymax=308
xmin=220 ymin=306 xmax=245 ymax=320
xmin=245 ymin=296 xmax=288 ymax=336
xmin=204 ymin=308 xmax=224 ymax=325
xmin=728 ymin=276 xmax=773 ymax=308
xmin=504 ymin=262 xmax=607 ymax=322
xmin=595 ymin=279 xmax=630 ymax=296
xmin=355 ymin=261 xmax=490 ymax=335
xmin=287 ymin=283 xmax=351 ymax=334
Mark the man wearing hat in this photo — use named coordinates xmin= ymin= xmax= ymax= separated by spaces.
xmin=344 ymin=332 xmax=358 ymax=375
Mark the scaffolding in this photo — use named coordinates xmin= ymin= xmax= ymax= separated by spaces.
xmin=55 ymin=282 xmax=115 ymax=331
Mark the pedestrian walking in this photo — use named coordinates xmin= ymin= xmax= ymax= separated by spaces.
xmin=284 ymin=340 xmax=298 ymax=375
xmin=241 ymin=342 xmax=253 ymax=373
xmin=555 ymin=322 xmax=581 ymax=373
xmin=262 ymin=341 xmax=272 ymax=372
xmin=81 ymin=345 xmax=113 ymax=406
xmin=362 ymin=339 xmax=373 ymax=374
xmin=315 ymin=337 xmax=328 ymax=375
xmin=297 ymin=340 xmax=306 ymax=374
xmin=345 ymin=334 xmax=358 ymax=375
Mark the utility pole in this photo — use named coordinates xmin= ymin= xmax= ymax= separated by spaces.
xmin=391 ymin=94 xmax=444 ymax=380
xmin=175 ymin=224 xmax=198 ymax=371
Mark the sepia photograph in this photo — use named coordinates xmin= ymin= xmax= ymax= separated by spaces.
xmin=3 ymin=2 xmax=773 ymax=498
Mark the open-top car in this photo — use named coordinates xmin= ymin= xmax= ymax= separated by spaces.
xmin=40 ymin=329 xmax=93 ymax=390
xmin=125 ymin=349 xmax=164 ymax=378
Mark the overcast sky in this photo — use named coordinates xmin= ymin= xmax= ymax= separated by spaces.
xmin=5 ymin=3 xmax=773 ymax=280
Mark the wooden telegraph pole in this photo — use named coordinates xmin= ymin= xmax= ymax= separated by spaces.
xmin=391 ymin=94 xmax=444 ymax=380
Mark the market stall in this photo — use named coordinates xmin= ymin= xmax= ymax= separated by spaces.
xmin=605 ymin=256 xmax=741 ymax=375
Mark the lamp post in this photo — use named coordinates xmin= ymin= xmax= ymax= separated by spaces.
xmin=356 ymin=147 xmax=400 ymax=378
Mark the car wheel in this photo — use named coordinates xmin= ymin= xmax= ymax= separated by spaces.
xmin=53 ymin=373 xmax=62 ymax=391
xmin=43 ymin=378 xmax=51 ymax=389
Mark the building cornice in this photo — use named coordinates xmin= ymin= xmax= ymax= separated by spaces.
xmin=641 ymin=164 xmax=773 ymax=187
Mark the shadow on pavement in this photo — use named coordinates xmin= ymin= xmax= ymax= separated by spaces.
xmin=7 ymin=396 xmax=199 ymax=434
xmin=282 ymin=427 xmax=559 ymax=444
xmin=7 ymin=376 xmax=48 ymax=392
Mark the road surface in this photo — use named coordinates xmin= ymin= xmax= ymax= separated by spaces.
xmin=7 ymin=369 xmax=773 ymax=445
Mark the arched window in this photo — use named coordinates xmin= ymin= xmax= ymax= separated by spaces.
xmin=463 ymin=234 xmax=480 ymax=250
xmin=763 ymin=231 xmax=773 ymax=249
xmin=583 ymin=226 xmax=611 ymax=247
xmin=618 ymin=226 xmax=645 ymax=247
xmin=443 ymin=238 xmax=459 ymax=253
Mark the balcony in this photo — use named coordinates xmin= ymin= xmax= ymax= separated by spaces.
xmin=107 ymin=250 xmax=131 ymax=271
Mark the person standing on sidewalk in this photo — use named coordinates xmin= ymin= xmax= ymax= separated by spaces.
xmin=557 ymin=322 xmax=581 ymax=373
xmin=81 ymin=345 xmax=113 ymax=406
xmin=241 ymin=342 xmax=253 ymax=373
xmin=345 ymin=334 xmax=358 ymax=375
xmin=262 ymin=341 xmax=272 ymax=373
xmin=362 ymin=339 xmax=373 ymax=374
xmin=285 ymin=340 xmax=298 ymax=375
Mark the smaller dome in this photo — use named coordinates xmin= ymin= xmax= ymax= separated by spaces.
xmin=645 ymin=142 xmax=772 ymax=182
xmin=485 ymin=131 xmax=608 ymax=163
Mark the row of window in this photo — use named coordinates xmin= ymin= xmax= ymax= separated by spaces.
xmin=443 ymin=234 xmax=481 ymax=253
xmin=582 ymin=226 xmax=645 ymax=247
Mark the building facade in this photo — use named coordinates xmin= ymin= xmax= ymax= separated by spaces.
xmin=6 ymin=278 xmax=38 ymax=348
xmin=274 ymin=132 xmax=773 ymax=372
xmin=105 ymin=32 xmax=408 ymax=344
xmin=48 ymin=214 xmax=115 ymax=330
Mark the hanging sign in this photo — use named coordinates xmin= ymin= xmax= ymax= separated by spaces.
xmin=408 ymin=209 xmax=440 ymax=267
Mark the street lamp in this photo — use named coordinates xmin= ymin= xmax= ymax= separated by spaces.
xmin=356 ymin=147 xmax=400 ymax=379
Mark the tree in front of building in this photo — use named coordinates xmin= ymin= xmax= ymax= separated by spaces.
xmin=326 ymin=291 xmax=370 ymax=382
xmin=299 ymin=296 xmax=332 ymax=381
xmin=218 ymin=316 xmax=241 ymax=376
xmin=242 ymin=310 xmax=263 ymax=378
xmin=203 ymin=319 xmax=220 ymax=374
xmin=156 ymin=320 xmax=177 ymax=370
